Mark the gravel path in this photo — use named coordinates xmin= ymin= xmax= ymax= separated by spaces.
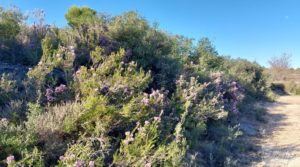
xmin=256 ymin=96 xmax=300 ymax=167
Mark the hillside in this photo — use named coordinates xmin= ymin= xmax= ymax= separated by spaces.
xmin=0 ymin=5 xmax=274 ymax=167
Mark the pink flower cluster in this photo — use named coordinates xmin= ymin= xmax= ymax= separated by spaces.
xmin=123 ymin=131 xmax=135 ymax=145
xmin=46 ymin=88 xmax=55 ymax=102
xmin=88 ymin=161 xmax=95 ymax=167
xmin=45 ymin=84 xmax=67 ymax=102
xmin=228 ymin=81 xmax=242 ymax=113
xmin=74 ymin=160 xmax=84 ymax=167
xmin=55 ymin=84 xmax=67 ymax=93
xmin=177 ymin=76 xmax=201 ymax=102
xmin=6 ymin=155 xmax=14 ymax=164
xmin=141 ymin=90 xmax=165 ymax=106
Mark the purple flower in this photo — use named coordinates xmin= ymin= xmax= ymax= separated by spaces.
xmin=47 ymin=95 xmax=55 ymax=102
xmin=6 ymin=155 xmax=14 ymax=164
xmin=55 ymin=84 xmax=67 ymax=93
xmin=74 ymin=160 xmax=84 ymax=167
xmin=145 ymin=162 xmax=152 ymax=167
xmin=141 ymin=97 xmax=150 ymax=106
xmin=46 ymin=88 xmax=53 ymax=96
xmin=46 ymin=88 xmax=55 ymax=102
xmin=88 ymin=161 xmax=95 ymax=167
xmin=59 ymin=156 xmax=65 ymax=161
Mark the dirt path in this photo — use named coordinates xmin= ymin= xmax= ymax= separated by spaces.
xmin=256 ymin=96 xmax=300 ymax=167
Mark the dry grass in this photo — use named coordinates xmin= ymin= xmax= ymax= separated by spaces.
xmin=27 ymin=102 xmax=83 ymax=137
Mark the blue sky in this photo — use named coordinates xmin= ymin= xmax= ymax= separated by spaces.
xmin=1 ymin=0 xmax=300 ymax=68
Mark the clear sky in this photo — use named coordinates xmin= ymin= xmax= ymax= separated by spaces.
xmin=1 ymin=0 xmax=300 ymax=68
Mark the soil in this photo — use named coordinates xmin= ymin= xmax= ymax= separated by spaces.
xmin=255 ymin=96 xmax=300 ymax=167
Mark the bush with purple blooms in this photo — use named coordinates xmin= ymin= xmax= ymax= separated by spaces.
xmin=0 ymin=5 xmax=272 ymax=167
xmin=45 ymin=84 xmax=68 ymax=103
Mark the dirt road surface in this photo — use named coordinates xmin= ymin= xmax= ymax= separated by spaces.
xmin=256 ymin=96 xmax=300 ymax=167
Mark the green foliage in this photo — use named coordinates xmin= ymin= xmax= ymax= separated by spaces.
xmin=75 ymin=47 xmax=152 ymax=101
xmin=0 ymin=74 xmax=16 ymax=106
xmin=65 ymin=6 xmax=97 ymax=29
xmin=41 ymin=29 xmax=60 ymax=64
xmin=0 ymin=6 xmax=22 ymax=41
xmin=0 ymin=5 xmax=273 ymax=167
xmin=224 ymin=58 xmax=269 ymax=100
xmin=14 ymin=147 xmax=44 ymax=167
xmin=113 ymin=120 xmax=160 ymax=166
xmin=0 ymin=6 xmax=47 ymax=65
xmin=57 ymin=139 xmax=106 ymax=166
xmin=194 ymin=38 xmax=224 ymax=70
xmin=65 ymin=6 xmax=107 ymax=50
xmin=79 ymin=95 xmax=117 ymax=135
xmin=0 ymin=119 xmax=38 ymax=161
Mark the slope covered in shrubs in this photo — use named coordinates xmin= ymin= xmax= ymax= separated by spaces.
xmin=0 ymin=5 xmax=272 ymax=167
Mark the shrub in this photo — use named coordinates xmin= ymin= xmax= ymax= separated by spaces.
xmin=0 ymin=74 xmax=16 ymax=106
xmin=26 ymin=102 xmax=83 ymax=164
xmin=0 ymin=6 xmax=47 ymax=65
xmin=0 ymin=118 xmax=39 ymax=162
xmin=57 ymin=138 xmax=105 ymax=167
xmin=0 ymin=5 xmax=273 ymax=166
xmin=75 ymin=47 xmax=152 ymax=101
xmin=223 ymin=58 xmax=269 ymax=101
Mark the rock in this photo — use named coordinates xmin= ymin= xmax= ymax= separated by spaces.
xmin=240 ymin=122 xmax=258 ymax=136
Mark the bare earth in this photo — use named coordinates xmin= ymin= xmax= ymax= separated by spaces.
xmin=256 ymin=96 xmax=300 ymax=167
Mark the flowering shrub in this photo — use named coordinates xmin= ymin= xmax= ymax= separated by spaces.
xmin=0 ymin=5 xmax=272 ymax=167
xmin=57 ymin=138 xmax=105 ymax=167
xmin=6 ymin=155 xmax=15 ymax=165
xmin=0 ymin=118 xmax=39 ymax=164
xmin=224 ymin=58 xmax=269 ymax=100
xmin=113 ymin=118 xmax=161 ymax=166
xmin=0 ymin=74 xmax=18 ymax=107
xmin=45 ymin=84 xmax=68 ymax=103
xmin=75 ymin=47 xmax=152 ymax=102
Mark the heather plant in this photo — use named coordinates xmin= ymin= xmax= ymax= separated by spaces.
xmin=0 ymin=118 xmax=39 ymax=163
xmin=223 ymin=58 xmax=269 ymax=101
xmin=75 ymin=47 xmax=152 ymax=102
xmin=12 ymin=147 xmax=44 ymax=167
xmin=113 ymin=118 xmax=162 ymax=166
xmin=27 ymin=65 xmax=51 ymax=104
xmin=0 ymin=5 xmax=273 ymax=167
xmin=0 ymin=74 xmax=16 ymax=106
xmin=57 ymin=137 xmax=107 ymax=167
xmin=27 ymin=60 xmax=75 ymax=105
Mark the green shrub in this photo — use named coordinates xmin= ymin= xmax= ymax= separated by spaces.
xmin=0 ymin=6 xmax=47 ymax=65
xmin=0 ymin=74 xmax=17 ymax=106
xmin=0 ymin=119 xmax=39 ymax=162
xmin=224 ymin=58 xmax=269 ymax=101
xmin=57 ymin=138 xmax=105 ymax=167
xmin=0 ymin=5 xmax=273 ymax=166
